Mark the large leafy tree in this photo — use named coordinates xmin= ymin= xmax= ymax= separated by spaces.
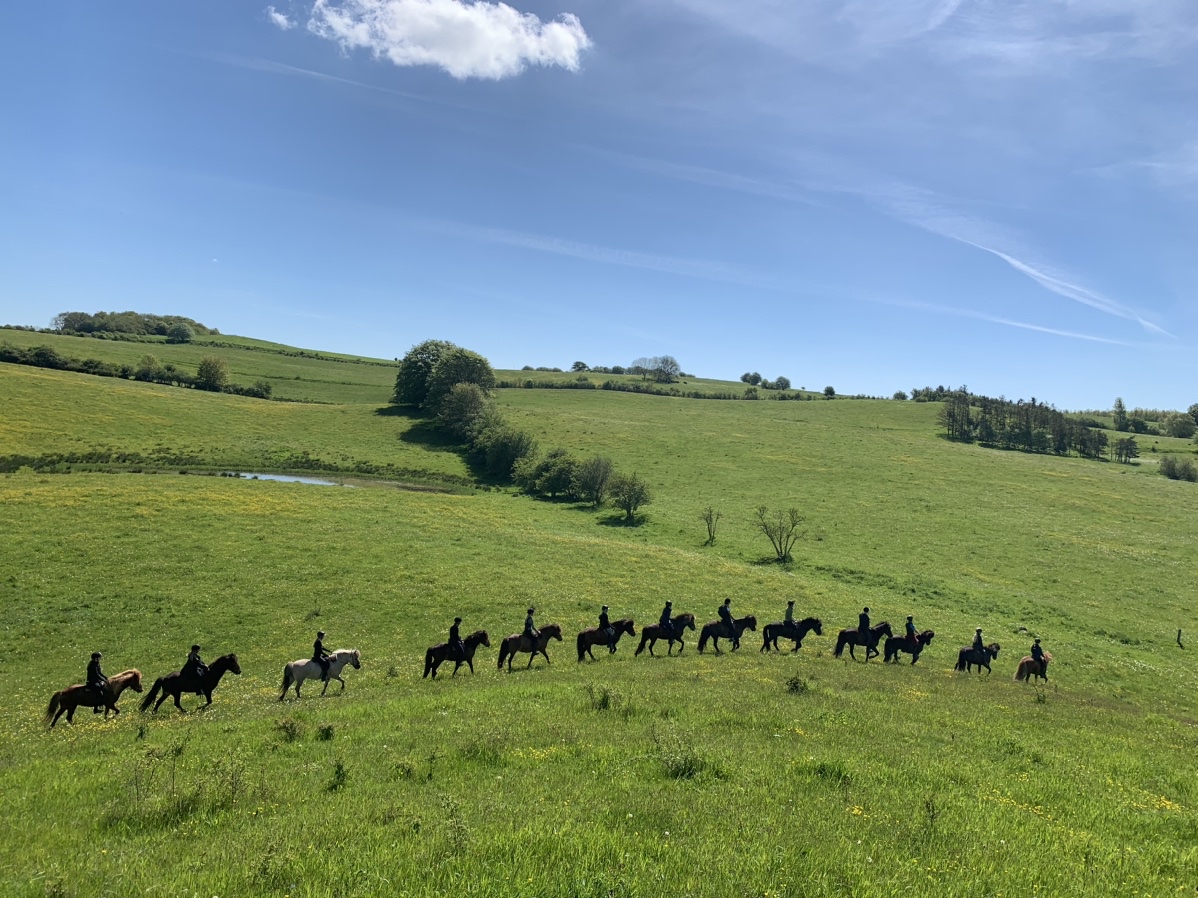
xmin=424 ymin=348 xmax=496 ymax=411
xmin=392 ymin=339 xmax=457 ymax=407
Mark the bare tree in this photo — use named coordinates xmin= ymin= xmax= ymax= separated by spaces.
xmin=754 ymin=506 xmax=806 ymax=562
xmin=700 ymin=506 xmax=722 ymax=545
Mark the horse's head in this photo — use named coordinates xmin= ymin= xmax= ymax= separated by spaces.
xmin=470 ymin=630 xmax=491 ymax=648
xmin=988 ymin=643 xmax=1001 ymax=658
xmin=620 ymin=619 xmax=636 ymax=636
xmin=349 ymin=650 xmax=362 ymax=669
xmin=810 ymin=618 xmax=823 ymax=636
xmin=878 ymin=622 xmax=893 ymax=637
xmin=219 ymin=654 xmax=243 ymax=676
xmin=741 ymin=615 xmax=757 ymax=631
xmin=921 ymin=631 xmax=935 ymax=644
xmin=544 ymin=624 xmax=563 ymax=641
xmin=124 ymin=670 xmax=144 ymax=692
xmin=678 ymin=613 xmax=696 ymax=631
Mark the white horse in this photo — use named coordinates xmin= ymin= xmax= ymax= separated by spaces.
xmin=279 ymin=649 xmax=361 ymax=700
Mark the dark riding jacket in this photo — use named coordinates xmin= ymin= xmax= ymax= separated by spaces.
xmin=718 ymin=604 xmax=734 ymax=632
xmin=449 ymin=622 xmax=462 ymax=646
xmin=972 ymin=633 xmax=985 ymax=652
xmin=86 ymin=658 xmax=107 ymax=689
xmin=859 ymin=612 xmax=870 ymax=633
xmin=1031 ymin=643 xmax=1045 ymax=664
xmin=659 ymin=607 xmax=674 ymax=634
xmin=905 ymin=621 xmax=917 ymax=640
xmin=784 ymin=606 xmax=795 ymax=625
xmin=524 ymin=613 xmax=538 ymax=641
xmin=313 ymin=638 xmax=330 ymax=662
xmin=183 ymin=650 xmax=207 ymax=679
xmin=599 ymin=610 xmax=610 ymax=631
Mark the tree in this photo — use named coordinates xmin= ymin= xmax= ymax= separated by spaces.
xmin=393 ymin=339 xmax=457 ymax=407
xmin=740 ymin=372 xmax=753 ymax=384
xmin=1189 ymin=403 xmax=1198 ymax=426
xmin=652 ymin=356 xmax=681 ymax=383
xmin=893 ymin=390 xmax=908 ymax=401
xmin=165 ymin=322 xmax=195 ymax=344
xmin=134 ymin=354 xmax=165 ymax=382
xmin=1162 ymin=412 xmax=1196 ymax=439
xmin=424 ymin=348 xmax=496 ymax=411
xmin=823 ymin=386 xmax=836 ymax=398
xmin=574 ymin=456 xmax=614 ymax=507
xmin=438 ymin=382 xmax=492 ymax=440
xmin=743 ymin=387 xmax=759 ymax=400
xmin=609 ymin=473 xmax=652 ymax=521
xmin=1113 ymin=437 xmax=1139 ymax=464
xmin=1113 ymin=397 xmax=1129 ymax=432
xmin=571 ymin=361 xmax=588 ymax=372
xmin=774 ymin=376 xmax=791 ymax=391
xmin=700 ymin=505 xmax=722 ymax=546
xmin=195 ymin=356 xmax=230 ymax=392
xmin=754 ymin=506 xmax=806 ymax=563
xmin=748 ymin=372 xmax=762 ymax=386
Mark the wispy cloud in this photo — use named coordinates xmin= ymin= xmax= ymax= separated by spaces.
xmin=293 ymin=0 xmax=592 ymax=80
xmin=266 ymin=5 xmax=296 ymax=30
xmin=872 ymin=296 xmax=1133 ymax=346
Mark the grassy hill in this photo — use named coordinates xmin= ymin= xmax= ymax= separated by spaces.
xmin=1 ymin=335 xmax=1196 ymax=897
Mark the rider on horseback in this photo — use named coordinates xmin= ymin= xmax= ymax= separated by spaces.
xmin=859 ymin=607 xmax=876 ymax=659
xmin=905 ymin=615 xmax=917 ymax=645
xmin=523 ymin=607 xmax=539 ymax=649
xmin=1030 ymin=637 xmax=1047 ymax=679
xmin=448 ymin=617 xmax=465 ymax=661
xmin=599 ymin=605 xmax=616 ymax=653
xmin=659 ymin=601 xmax=674 ymax=642
xmin=313 ymin=631 xmax=331 ymax=682
xmin=182 ymin=644 xmax=209 ymax=695
xmin=973 ymin=628 xmax=985 ymax=653
xmin=86 ymin=651 xmax=108 ymax=713
xmin=784 ymin=600 xmax=796 ymax=633
xmin=718 ymin=598 xmax=734 ymax=638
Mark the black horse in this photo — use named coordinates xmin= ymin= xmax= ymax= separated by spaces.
xmin=698 ymin=615 xmax=757 ymax=654
xmin=424 ymin=630 xmax=490 ymax=679
xmin=955 ymin=643 xmax=1001 ymax=674
xmin=834 ymin=622 xmax=893 ymax=661
xmin=760 ymin=617 xmax=823 ymax=653
xmin=577 ymin=619 xmax=636 ymax=661
xmin=635 ymin=613 xmax=696 ymax=657
xmin=884 ymin=630 xmax=935 ymax=665
xmin=141 ymin=653 xmax=242 ymax=713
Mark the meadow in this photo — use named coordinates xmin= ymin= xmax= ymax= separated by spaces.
xmin=1 ymin=339 xmax=1196 ymax=897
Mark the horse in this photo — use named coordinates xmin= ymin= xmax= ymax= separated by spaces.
xmin=142 ymin=653 xmax=243 ymax=713
xmin=577 ymin=619 xmax=636 ymax=661
xmin=883 ymin=630 xmax=935 ymax=665
xmin=698 ymin=615 xmax=758 ymax=654
xmin=45 ymin=669 xmax=143 ymax=728
xmin=497 ymin=623 xmax=563 ymax=671
xmin=634 ymin=613 xmax=696 ymax=657
xmin=279 ymin=649 xmax=361 ymax=700
xmin=424 ymin=630 xmax=490 ymax=679
xmin=955 ymin=643 xmax=1001 ymax=674
xmin=834 ymin=622 xmax=893 ymax=661
xmin=760 ymin=617 xmax=823 ymax=653
xmin=1014 ymin=651 xmax=1052 ymax=683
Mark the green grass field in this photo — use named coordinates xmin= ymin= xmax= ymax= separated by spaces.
xmin=1 ymin=339 xmax=1196 ymax=897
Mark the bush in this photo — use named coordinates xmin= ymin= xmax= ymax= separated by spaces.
xmin=424 ymin=348 xmax=496 ymax=411
xmin=609 ymin=472 xmax=652 ymax=521
xmin=195 ymin=356 xmax=230 ymax=392
xmin=1159 ymin=455 xmax=1198 ymax=482
xmin=438 ymin=382 xmax=492 ymax=440
xmin=1162 ymin=412 xmax=1196 ymax=439
xmin=823 ymin=386 xmax=836 ymax=398
xmin=393 ymin=339 xmax=456 ymax=407
xmin=475 ymin=425 xmax=536 ymax=479
xmin=574 ymin=456 xmax=614 ymax=507
xmin=165 ymin=323 xmax=195 ymax=344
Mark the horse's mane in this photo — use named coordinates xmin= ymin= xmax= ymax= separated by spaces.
xmin=466 ymin=630 xmax=488 ymax=644
xmin=801 ymin=617 xmax=820 ymax=627
xmin=676 ymin=612 xmax=694 ymax=623
xmin=541 ymin=622 xmax=562 ymax=635
xmin=111 ymin=669 xmax=142 ymax=683
xmin=920 ymin=630 xmax=935 ymax=639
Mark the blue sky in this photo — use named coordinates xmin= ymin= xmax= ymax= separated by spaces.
xmin=2 ymin=1 xmax=1196 ymax=409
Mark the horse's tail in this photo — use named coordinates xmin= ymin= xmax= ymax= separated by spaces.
xmin=634 ymin=633 xmax=646 ymax=657
xmin=279 ymin=666 xmax=293 ymax=700
xmin=1014 ymin=663 xmax=1025 ymax=682
xmin=954 ymin=651 xmax=967 ymax=672
xmin=45 ymin=692 xmax=62 ymax=726
xmin=423 ymin=648 xmax=435 ymax=679
xmin=140 ymin=679 xmax=163 ymax=712
xmin=697 ymin=627 xmax=709 ymax=653
xmin=577 ymin=631 xmax=587 ymax=662
xmin=497 ymin=642 xmax=508 ymax=670
xmin=760 ymin=627 xmax=770 ymax=652
xmin=834 ymin=634 xmax=846 ymax=658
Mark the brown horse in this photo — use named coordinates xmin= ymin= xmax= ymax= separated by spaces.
xmin=45 ymin=669 xmax=143 ymax=728
xmin=141 ymin=653 xmax=242 ymax=713
xmin=1014 ymin=651 xmax=1052 ymax=683
xmin=955 ymin=643 xmax=1001 ymax=674
xmin=698 ymin=615 xmax=757 ymax=654
xmin=760 ymin=617 xmax=823 ymax=653
xmin=834 ymin=622 xmax=893 ymax=661
xmin=884 ymin=630 xmax=935 ymax=665
xmin=577 ymin=619 xmax=636 ymax=661
xmin=424 ymin=630 xmax=490 ymax=679
xmin=634 ymin=613 xmax=696 ymax=657
xmin=498 ymin=623 xmax=563 ymax=671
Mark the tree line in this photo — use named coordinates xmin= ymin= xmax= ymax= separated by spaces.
xmin=393 ymin=340 xmax=653 ymax=520
xmin=0 ymin=342 xmax=273 ymax=399
xmin=937 ymin=390 xmax=1110 ymax=459
xmin=50 ymin=311 xmax=217 ymax=338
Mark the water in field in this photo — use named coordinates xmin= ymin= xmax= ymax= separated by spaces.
xmin=229 ymin=472 xmax=347 ymax=486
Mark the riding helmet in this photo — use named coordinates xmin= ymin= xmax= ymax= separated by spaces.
xmin=317 ymin=631 xmax=326 ymax=638
xmin=92 ymin=651 xmax=102 ymax=659
xmin=1034 ymin=637 xmax=1041 ymax=644
xmin=192 ymin=644 xmax=201 ymax=651
xmin=723 ymin=598 xmax=731 ymax=605
xmin=906 ymin=616 xmax=912 ymax=622
xmin=976 ymin=628 xmax=982 ymax=633
xmin=665 ymin=600 xmax=672 ymax=607
xmin=454 ymin=617 xmax=462 ymax=624
xmin=787 ymin=600 xmax=794 ymax=606
xmin=602 ymin=605 xmax=608 ymax=611
xmin=527 ymin=607 xmax=535 ymax=614
xmin=863 ymin=607 xmax=870 ymax=613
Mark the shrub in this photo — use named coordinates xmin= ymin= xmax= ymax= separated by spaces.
xmin=165 ymin=323 xmax=195 ymax=344
xmin=1160 ymin=455 xmax=1198 ymax=482
xmin=609 ymin=472 xmax=652 ymax=521
xmin=195 ymin=356 xmax=230 ymax=392
xmin=823 ymin=385 xmax=836 ymax=398
xmin=424 ymin=348 xmax=496 ymax=411
xmin=393 ymin=339 xmax=456 ymax=407
xmin=438 ymin=382 xmax=492 ymax=440
xmin=574 ymin=456 xmax=614 ymax=507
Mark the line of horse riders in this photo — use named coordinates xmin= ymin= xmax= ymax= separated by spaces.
xmin=46 ymin=603 xmax=1051 ymax=727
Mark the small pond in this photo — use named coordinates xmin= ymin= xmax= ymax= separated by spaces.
xmin=228 ymin=472 xmax=348 ymax=486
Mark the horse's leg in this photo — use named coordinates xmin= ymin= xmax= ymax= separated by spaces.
xmin=65 ymin=705 xmax=76 ymax=724
xmin=321 ymin=677 xmax=330 ymax=696
xmin=337 ymin=675 xmax=347 ymax=692
xmin=172 ymin=692 xmax=186 ymax=713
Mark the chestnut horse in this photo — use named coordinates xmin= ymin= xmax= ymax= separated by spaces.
xmin=424 ymin=630 xmax=490 ymax=679
xmin=498 ymin=623 xmax=563 ymax=671
xmin=698 ymin=615 xmax=757 ymax=654
xmin=955 ymin=643 xmax=1001 ymax=674
xmin=834 ymin=622 xmax=893 ymax=661
xmin=45 ymin=669 xmax=143 ymax=728
xmin=577 ymin=619 xmax=636 ymax=661
xmin=141 ymin=653 xmax=242 ymax=713
xmin=884 ymin=630 xmax=935 ymax=665
xmin=760 ymin=617 xmax=823 ymax=653
xmin=1014 ymin=651 xmax=1052 ymax=683
xmin=634 ymin=613 xmax=696 ymax=657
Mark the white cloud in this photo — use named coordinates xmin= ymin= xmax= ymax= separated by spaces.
xmin=304 ymin=0 xmax=591 ymax=80
xmin=266 ymin=6 xmax=296 ymax=30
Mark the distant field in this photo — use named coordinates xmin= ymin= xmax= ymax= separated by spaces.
xmin=1 ymin=336 xmax=1197 ymax=896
